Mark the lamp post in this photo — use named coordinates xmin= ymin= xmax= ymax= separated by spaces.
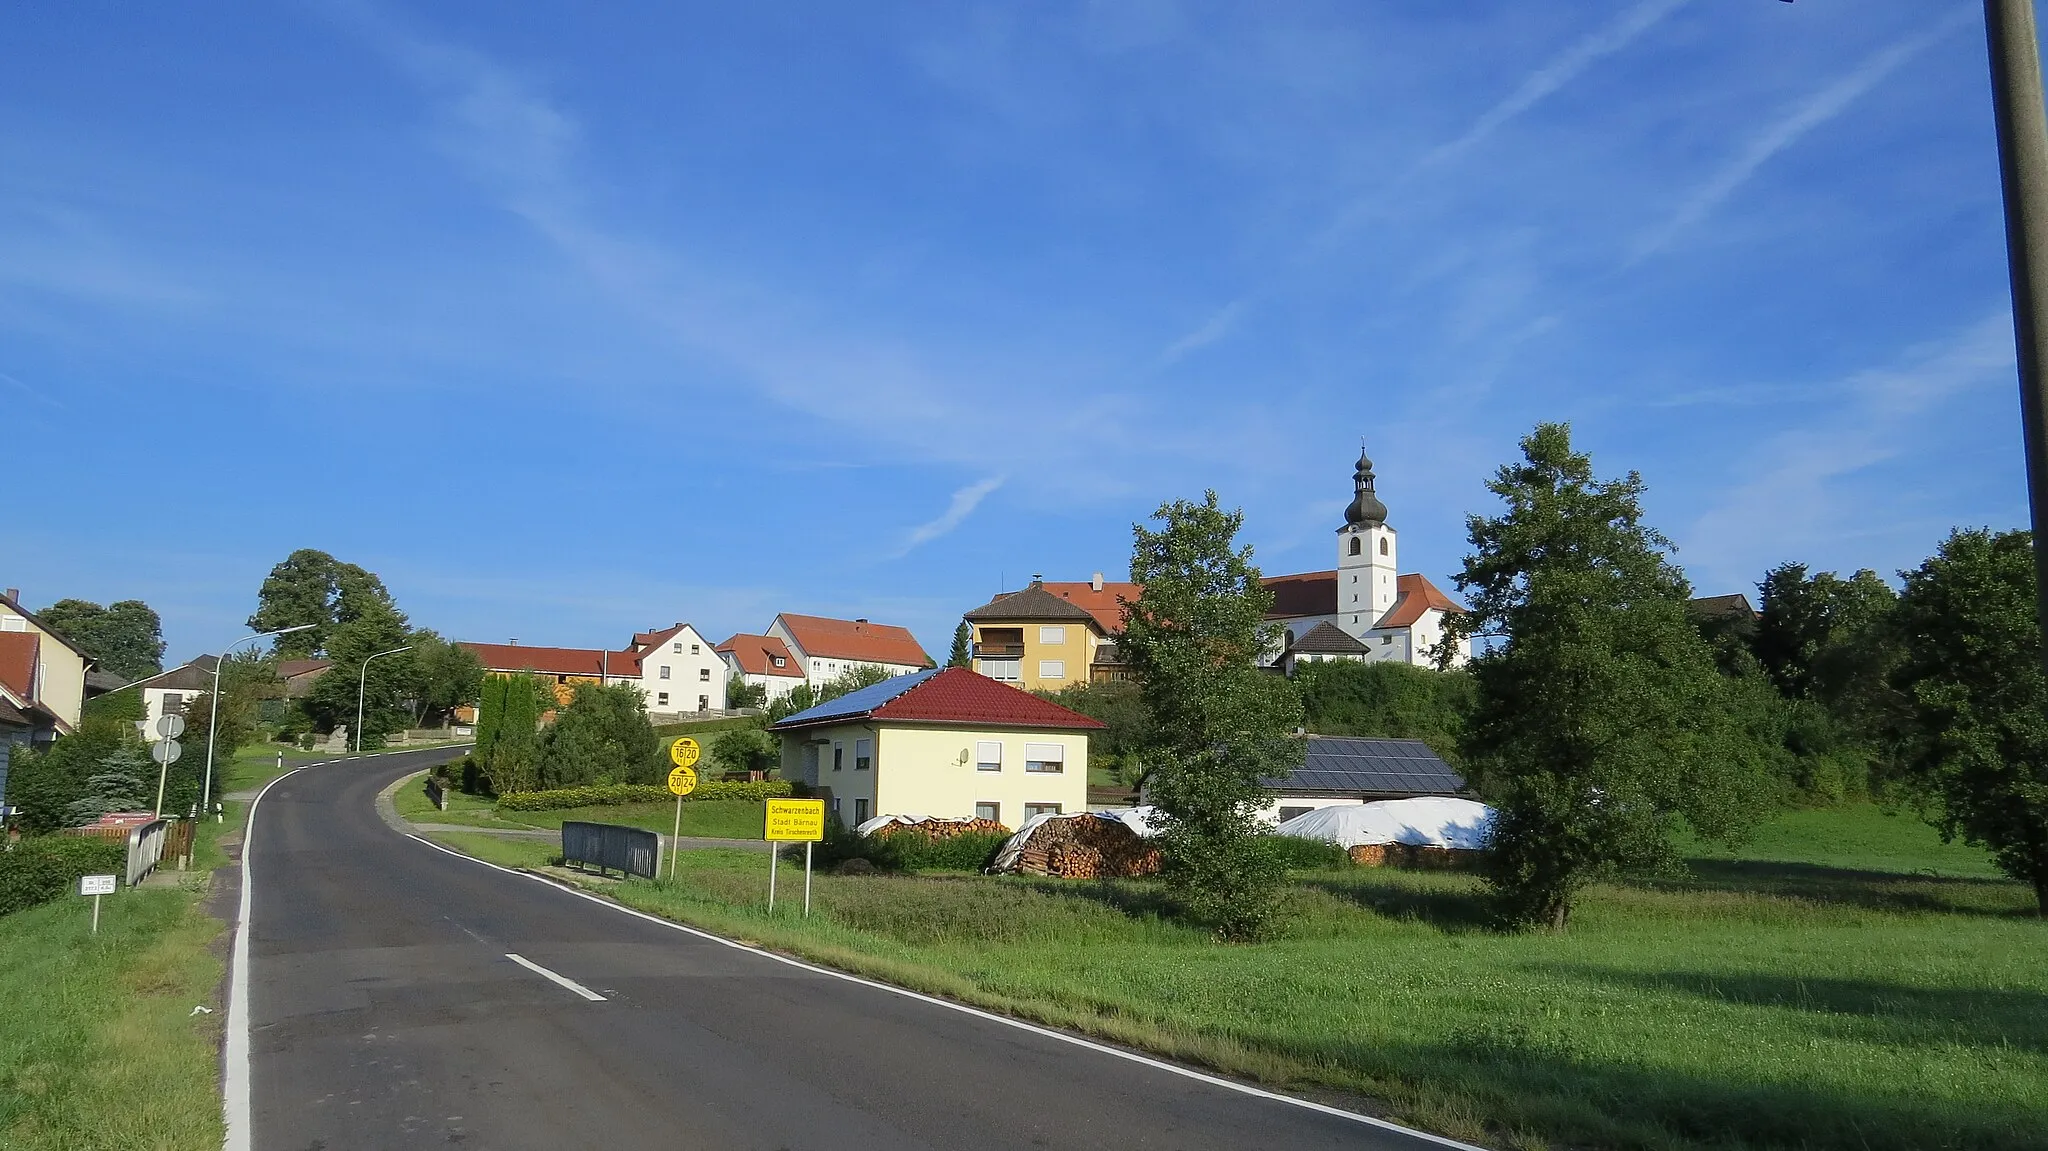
xmin=200 ymin=624 xmax=317 ymax=824
xmin=355 ymin=645 xmax=412 ymax=753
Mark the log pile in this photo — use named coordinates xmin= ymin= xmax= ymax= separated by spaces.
xmin=1009 ymin=815 xmax=1162 ymax=879
xmin=869 ymin=817 xmax=1010 ymax=842
xmin=1345 ymin=843 xmax=1478 ymax=870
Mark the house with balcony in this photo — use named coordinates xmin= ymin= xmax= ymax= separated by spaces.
xmin=962 ymin=575 xmax=1137 ymax=691
xmin=771 ymin=667 xmax=1101 ymax=830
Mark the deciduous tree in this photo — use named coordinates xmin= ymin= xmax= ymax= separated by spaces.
xmin=1889 ymin=528 xmax=2048 ymax=915
xmin=1122 ymin=491 xmax=1304 ymax=940
xmin=34 ymin=598 xmax=165 ymax=680
xmin=1450 ymin=424 xmax=1772 ymax=929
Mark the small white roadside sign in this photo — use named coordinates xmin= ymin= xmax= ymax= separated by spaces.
xmin=79 ymin=873 xmax=116 ymax=934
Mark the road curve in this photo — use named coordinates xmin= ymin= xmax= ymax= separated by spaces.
xmin=234 ymin=750 xmax=1479 ymax=1150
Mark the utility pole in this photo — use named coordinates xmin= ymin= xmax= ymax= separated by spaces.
xmin=1985 ymin=0 xmax=2048 ymax=670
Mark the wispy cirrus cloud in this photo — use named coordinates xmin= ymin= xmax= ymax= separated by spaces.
xmin=898 ymin=476 xmax=1006 ymax=556
xmin=1632 ymin=9 xmax=1970 ymax=261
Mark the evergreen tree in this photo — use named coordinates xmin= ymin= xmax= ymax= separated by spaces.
xmin=65 ymin=745 xmax=154 ymax=826
xmin=1451 ymin=424 xmax=1772 ymax=929
xmin=947 ymin=622 xmax=972 ymax=668
xmin=1122 ymin=491 xmax=1304 ymax=940
xmin=536 ymin=682 xmax=659 ymax=789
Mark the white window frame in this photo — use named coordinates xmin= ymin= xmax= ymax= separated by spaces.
xmin=1024 ymin=802 xmax=1063 ymax=818
xmin=1024 ymin=742 xmax=1065 ymax=774
xmin=1039 ymin=626 xmax=1065 ymax=645
xmin=975 ymin=801 xmax=1001 ymax=824
xmin=657 ymin=692 xmax=670 ymax=706
xmin=660 ymin=665 xmax=671 ymax=679
xmin=699 ymin=667 xmax=711 ymax=681
xmin=1037 ymin=660 xmax=1066 ymax=681
xmin=975 ymin=740 xmax=1002 ymax=772
xmin=982 ymin=658 xmax=1021 ymax=682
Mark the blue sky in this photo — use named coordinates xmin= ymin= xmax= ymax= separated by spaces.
xmin=1 ymin=1 xmax=2028 ymax=665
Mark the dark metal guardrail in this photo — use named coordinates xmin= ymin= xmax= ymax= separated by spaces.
xmin=424 ymin=775 xmax=449 ymax=811
xmin=561 ymin=821 xmax=659 ymax=879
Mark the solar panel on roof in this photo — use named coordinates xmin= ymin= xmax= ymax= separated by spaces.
xmin=1263 ymin=737 xmax=1467 ymax=796
xmin=771 ymin=669 xmax=939 ymax=728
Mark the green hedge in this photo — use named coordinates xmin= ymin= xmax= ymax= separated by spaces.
xmin=1255 ymin=834 xmax=1355 ymax=871
xmin=496 ymin=779 xmax=795 ymax=811
xmin=0 ymin=836 xmax=127 ymax=917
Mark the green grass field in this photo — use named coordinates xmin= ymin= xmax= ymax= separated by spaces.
xmin=391 ymin=772 xmax=769 ymax=840
xmin=652 ymin=715 xmax=764 ymax=739
xmin=424 ymin=804 xmax=2044 ymax=1151
xmin=0 ymin=885 xmax=225 ymax=1150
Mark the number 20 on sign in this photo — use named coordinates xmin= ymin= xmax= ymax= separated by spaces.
xmin=663 ymin=740 xmax=701 ymax=881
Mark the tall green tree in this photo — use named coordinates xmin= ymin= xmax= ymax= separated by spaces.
xmin=34 ymin=598 xmax=165 ymax=679
xmin=247 ymin=548 xmax=405 ymax=659
xmin=65 ymin=745 xmax=153 ymax=826
xmin=1450 ymin=424 xmax=1772 ymax=929
xmin=483 ymin=674 xmax=552 ymax=794
xmin=726 ymin=676 xmax=769 ymax=710
xmin=474 ymin=673 xmax=509 ymax=764
xmin=947 ymin=622 xmax=972 ymax=668
xmin=1889 ymin=528 xmax=2048 ymax=915
xmin=402 ymin=631 xmax=484 ymax=727
xmin=536 ymin=682 xmax=659 ymax=788
xmin=711 ymin=725 xmax=777 ymax=777
xmin=1122 ymin=491 xmax=1304 ymax=940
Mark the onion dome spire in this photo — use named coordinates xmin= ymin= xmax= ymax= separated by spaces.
xmin=1344 ymin=445 xmax=1388 ymax=528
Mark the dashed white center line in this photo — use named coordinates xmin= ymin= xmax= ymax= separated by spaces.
xmin=505 ymin=953 xmax=607 ymax=1001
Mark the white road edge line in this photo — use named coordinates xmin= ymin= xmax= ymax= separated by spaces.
xmin=225 ymin=764 xmax=311 ymax=1151
xmin=505 ymin=952 xmax=608 ymax=1001
xmin=403 ymin=832 xmax=1490 ymax=1151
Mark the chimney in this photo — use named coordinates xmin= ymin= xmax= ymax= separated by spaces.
xmin=855 ymin=618 xmax=868 ymax=625
xmin=509 ymin=638 xmax=519 ymax=645
xmin=3 ymin=588 xmax=16 ymax=601
xmin=1091 ymin=572 xmax=1103 ymax=592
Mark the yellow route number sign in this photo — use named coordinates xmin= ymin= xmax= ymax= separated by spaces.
xmin=765 ymin=798 xmax=826 ymax=843
xmin=667 ymin=765 xmax=698 ymax=796
xmin=667 ymin=737 xmax=702 ymax=769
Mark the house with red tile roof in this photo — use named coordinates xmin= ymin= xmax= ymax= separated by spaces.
xmin=962 ymin=574 xmax=1137 ymax=691
xmin=0 ymin=587 xmax=94 ymax=731
xmin=764 ymin=613 xmax=933 ymax=688
xmin=715 ymin=633 xmax=806 ymax=702
xmin=460 ymin=620 xmax=727 ymax=717
xmin=770 ymin=667 xmax=1101 ymax=829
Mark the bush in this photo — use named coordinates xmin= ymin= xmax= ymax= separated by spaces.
xmin=1257 ymin=834 xmax=1354 ymax=871
xmin=495 ymin=779 xmax=795 ymax=811
xmin=0 ymin=836 xmax=127 ymax=916
xmin=807 ymin=823 xmax=1012 ymax=873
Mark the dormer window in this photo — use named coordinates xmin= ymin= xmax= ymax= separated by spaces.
xmin=772 ymin=656 xmax=785 ymax=668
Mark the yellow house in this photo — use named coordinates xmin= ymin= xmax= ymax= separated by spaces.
xmin=962 ymin=576 xmax=1138 ymax=692
xmin=771 ymin=667 xmax=1102 ymax=831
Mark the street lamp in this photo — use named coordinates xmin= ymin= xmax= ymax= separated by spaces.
xmin=200 ymin=623 xmax=317 ymax=823
xmin=355 ymin=645 xmax=412 ymax=753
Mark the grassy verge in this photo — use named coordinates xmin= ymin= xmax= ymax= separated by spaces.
xmin=391 ymin=774 xmax=767 ymax=839
xmin=425 ymin=802 xmax=2044 ymax=1151
xmin=0 ymin=885 xmax=225 ymax=1149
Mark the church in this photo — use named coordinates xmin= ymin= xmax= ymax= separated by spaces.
xmin=1261 ymin=448 xmax=1469 ymax=673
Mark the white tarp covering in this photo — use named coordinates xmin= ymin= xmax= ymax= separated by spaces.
xmin=1274 ymin=797 xmax=1494 ymax=850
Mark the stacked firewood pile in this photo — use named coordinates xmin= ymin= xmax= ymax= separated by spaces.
xmin=1008 ymin=815 xmax=1162 ymax=879
xmin=1346 ymin=843 xmax=1479 ymax=870
xmin=870 ymin=817 xmax=1009 ymax=842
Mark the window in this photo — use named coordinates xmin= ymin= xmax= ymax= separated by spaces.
xmin=805 ymin=745 xmax=820 ymax=779
xmin=833 ymin=743 xmax=844 ymax=771
xmin=983 ymin=658 xmax=1021 ymax=682
xmin=1279 ymin=806 xmax=1312 ymax=822
xmin=1037 ymin=660 xmax=1065 ymax=680
xmin=1350 ymin=537 xmax=1362 ymax=556
xmin=699 ymin=667 xmax=711 ymax=681
xmin=1039 ymin=626 xmax=1065 ymax=645
xmin=975 ymin=802 xmax=1001 ymax=823
xmin=657 ymin=692 xmax=670 ymax=706
xmin=831 ymin=796 xmax=842 ymax=821
xmin=698 ymin=695 xmax=709 ymax=710
xmin=1025 ymin=742 xmax=1065 ymax=773
xmin=1381 ymin=635 xmax=1393 ymax=645
xmin=1379 ymin=537 xmax=1389 ymax=556
xmin=976 ymin=740 xmax=1002 ymax=772
xmin=772 ymin=655 xmax=786 ymax=668
xmin=691 ymin=643 xmax=701 ymax=655
xmin=855 ymin=738 xmax=872 ymax=770
xmin=660 ymin=665 xmax=671 ymax=679
xmin=1024 ymin=802 xmax=1062 ymax=818
xmin=673 ymin=642 xmax=683 ymax=653
xmin=854 ymin=798 xmax=869 ymax=824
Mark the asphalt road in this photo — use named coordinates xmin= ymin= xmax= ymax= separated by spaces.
xmin=236 ymin=750 xmax=1477 ymax=1150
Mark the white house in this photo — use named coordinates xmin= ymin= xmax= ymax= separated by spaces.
xmin=125 ymin=657 xmax=221 ymax=737
xmin=1264 ymin=449 xmax=1469 ymax=670
xmin=462 ymin=620 xmax=728 ymax=717
xmin=716 ymin=633 xmax=806 ymax=702
xmin=765 ymin=613 xmax=934 ymax=689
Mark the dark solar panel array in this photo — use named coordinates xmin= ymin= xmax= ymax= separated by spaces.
xmin=1263 ymin=737 xmax=1467 ymax=796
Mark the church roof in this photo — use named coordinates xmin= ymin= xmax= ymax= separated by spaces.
xmin=1286 ymin=621 xmax=1369 ymax=655
xmin=1264 ymin=570 xmax=1338 ymax=618
xmin=1378 ymin=574 xmax=1465 ymax=628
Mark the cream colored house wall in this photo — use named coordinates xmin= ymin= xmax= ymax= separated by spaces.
xmin=0 ymin=605 xmax=87 ymax=728
xmin=780 ymin=721 xmax=1090 ymax=830
xmin=635 ymin=625 xmax=727 ymax=712
xmin=874 ymin=725 xmax=1088 ymax=830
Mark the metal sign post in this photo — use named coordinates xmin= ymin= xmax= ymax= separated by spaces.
xmin=763 ymin=799 xmax=826 ymax=916
xmin=80 ymin=874 xmax=116 ymax=934
xmin=665 ymin=739 xmax=701 ymax=881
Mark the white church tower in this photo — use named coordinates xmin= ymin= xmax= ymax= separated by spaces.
xmin=1336 ymin=446 xmax=1398 ymax=640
